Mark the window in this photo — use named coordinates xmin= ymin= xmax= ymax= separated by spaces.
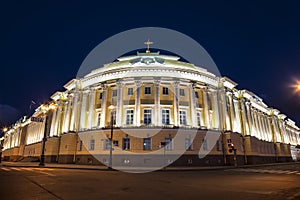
xmin=122 ymin=138 xmax=130 ymax=150
xmin=99 ymin=92 xmax=103 ymax=99
xmin=195 ymin=92 xmax=199 ymax=98
xmin=185 ymin=137 xmax=192 ymax=151
xmin=97 ymin=113 xmax=101 ymax=126
xmin=113 ymin=140 xmax=119 ymax=147
xmin=143 ymin=109 xmax=152 ymax=125
xmin=78 ymin=140 xmax=83 ymax=151
xmin=165 ymin=138 xmax=172 ymax=150
xmin=127 ymin=88 xmax=133 ymax=96
xmin=126 ymin=109 xmax=134 ymax=125
xmin=143 ymin=138 xmax=151 ymax=150
xmin=112 ymin=89 xmax=117 ymax=97
xmin=89 ymin=138 xmax=95 ymax=151
xmin=203 ymin=138 xmax=208 ymax=151
xmin=197 ymin=112 xmax=201 ymax=127
xmin=144 ymin=87 xmax=151 ymax=94
xmin=103 ymin=138 xmax=110 ymax=150
xmin=180 ymin=88 xmax=185 ymax=96
xmin=162 ymin=109 xmax=170 ymax=125
xmin=179 ymin=110 xmax=187 ymax=125
xmin=162 ymin=87 xmax=169 ymax=95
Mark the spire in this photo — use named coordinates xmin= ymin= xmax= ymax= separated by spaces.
xmin=144 ymin=39 xmax=153 ymax=53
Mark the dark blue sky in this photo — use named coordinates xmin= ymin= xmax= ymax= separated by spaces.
xmin=1 ymin=1 xmax=300 ymax=127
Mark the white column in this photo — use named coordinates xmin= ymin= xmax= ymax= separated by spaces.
xmin=55 ymin=101 xmax=63 ymax=136
xmin=212 ymin=90 xmax=220 ymax=130
xmin=100 ymin=85 xmax=107 ymax=127
xmin=87 ymin=88 xmax=96 ymax=129
xmin=203 ymin=88 xmax=210 ymax=129
xmin=266 ymin=116 xmax=273 ymax=141
xmin=226 ymin=92 xmax=234 ymax=131
xmin=61 ymin=100 xmax=68 ymax=133
xmin=173 ymin=81 xmax=180 ymax=126
xmin=80 ymin=91 xmax=88 ymax=131
xmin=134 ymin=80 xmax=141 ymax=126
xmin=116 ymin=82 xmax=123 ymax=127
xmin=70 ymin=91 xmax=79 ymax=132
xmin=62 ymin=96 xmax=72 ymax=133
xmin=189 ymin=84 xmax=197 ymax=127
xmin=233 ymin=99 xmax=241 ymax=133
xmin=245 ymin=102 xmax=252 ymax=135
xmin=254 ymin=111 xmax=261 ymax=139
xmin=261 ymin=114 xmax=268 ymax=140
xmin=258 ymin=112 xmax=264 ymax=139
xmin=50 ymin=108 xmax=57 ymax=137
xmin=219 ymin=88 xmax=228 ymax=131
xmin=154 ymin=80 xmax=160 ymax=126
xmin=240 ymin=98 xmax=248 ymax=135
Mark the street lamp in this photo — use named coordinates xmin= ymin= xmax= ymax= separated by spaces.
xmin=39 ymin=103 xmax=56 ymax=167
xmin=108 ymin=105 xmax=115 ymax=170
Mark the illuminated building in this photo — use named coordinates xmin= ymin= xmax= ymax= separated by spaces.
xmin=2 ymin=45 xmax=300 ymax=166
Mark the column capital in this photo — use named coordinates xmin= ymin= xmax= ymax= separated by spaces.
xmin=154 ymin=80 xmax=161 ymax=86
xmin=172 ymin=80 xmax=180 ymax=87
xmin=135 ymin=80 xmax=142 ymax=87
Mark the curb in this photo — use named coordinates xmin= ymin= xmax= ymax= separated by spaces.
xmin=1 ymin=161 xmax=299 ymax=172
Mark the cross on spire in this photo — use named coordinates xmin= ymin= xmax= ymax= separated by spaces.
xmin=144 ymin=39 xmax=153 ymax=53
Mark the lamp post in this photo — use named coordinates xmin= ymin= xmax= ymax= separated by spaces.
xmin=39 ymin=103 xmax=56 ymax=167
xmin=108 ymin=105 xmax=114 ymax=170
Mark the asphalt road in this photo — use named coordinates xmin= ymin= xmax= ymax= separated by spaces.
xmin=0 ymin=163 xmax=300 ymax=200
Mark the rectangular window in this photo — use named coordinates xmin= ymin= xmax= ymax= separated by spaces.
xmin=112 ymin=89 xmax=117 ymax=97
xmin=197 ymin=112 xmax=201 ymax=127
xmin=185 ymin=137 xmax=192 ymax=151
xmin=127 ymin=88 xmax=133 ymax=96
xmin=162 ymin=87 xmax=169 ymax=95
xmin=203 ymin=139 xmax=208 ymax=151
xmin=179 ymin=110 xmax=187 ymax=125
xmin=165 ymin=138 xmax=172 ymax=150
xmin=78 ymin=140 xmax=83 ymax=151
xmin=180 ymin=88 xmax=185 ymax=96
xmin=143 ymin=138 xmax=151 ymax=150
xmin=126 ymin=109 xmax=134 ymax=125
xmin=89 ymin=139 xmax=95 ymax=151
xmin=99 ymin=92 xmax=103 ymax=99
xmin=113 ymin=140 xmax=119 ymax=147
xmin=143 ymin=109 xmax=152 ymax=125
xmin=97 ymin=113 xmax=101 ymax=126
xmin=103 ymin=138 xmax=110 ymax=150
xmin=216 ymin=139 xmax=222 ymax=151
xmin=162 ymin=109 xmax=170 ymax=125
xmin=144 ymin=87 xmax=151 ymax=94
xmin=122 ymin=138 xmax=130 ymax=150
xmin=195 ymin=91 xmax=199 ymax=98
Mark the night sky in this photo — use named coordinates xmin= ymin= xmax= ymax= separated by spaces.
xmin=1 ymin=1 xmax=300 ymax=128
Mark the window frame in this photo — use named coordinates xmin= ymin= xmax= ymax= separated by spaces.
xmin=126 ymin=109 xmax=134 ymax=125
xmin=144 ymin=87 xmax=151 ymax=95
xmin=143 ymin=138 xmax=151 ymax=150
xmin=127 ymin=88 xmax=134 ymax=96
xmin=162 ymin=87 xmax=169 ymax=95
xmin=162 ymin=109 xmax=170 ymax=125
xmin=179 ymin=110 xmax=187 ymax=125
xmin=143 ymin=108 xmax=152 ymax=125
xmin=179 ymin=88 xmax=185 ymax=96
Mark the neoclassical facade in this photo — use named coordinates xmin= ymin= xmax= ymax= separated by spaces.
xmin=2 ymin=50 xmax=300 ymax=166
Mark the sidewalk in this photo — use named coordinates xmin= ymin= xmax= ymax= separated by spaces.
xmin=1 ymin=161 xmax=299 ymax=172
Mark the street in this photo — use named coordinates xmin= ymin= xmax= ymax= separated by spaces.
xmin=0 ymin=163 xmax=300 ymax=200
